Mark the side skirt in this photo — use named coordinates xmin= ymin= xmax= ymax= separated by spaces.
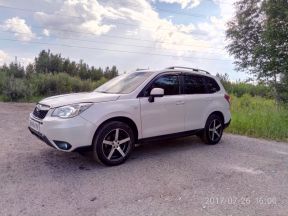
xmin=138 ymin=129 xmax=203 ymax=144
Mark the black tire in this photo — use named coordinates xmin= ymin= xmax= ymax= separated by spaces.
xmin=201 ymin=114 xmax=224 ymax=145
xmin=92 ymin=121 xmax=135 ymax=166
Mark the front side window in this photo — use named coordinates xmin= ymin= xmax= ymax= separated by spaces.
xmin=183 ymin=74 xmax=206 ymax=94
xmin=144 ymin=74 xmax=180 ymax=96
xmin=95 ymin=72 xmax=153 ymax=94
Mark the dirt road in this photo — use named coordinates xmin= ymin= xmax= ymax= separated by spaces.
xmin=0 ymin=102 xmax=287 ymax=216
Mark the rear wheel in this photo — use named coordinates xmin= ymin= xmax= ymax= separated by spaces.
xmin=201 ymin=114 xmax=223 ymax=145
xmin=92 ymin=121 xmax=135 ymax=166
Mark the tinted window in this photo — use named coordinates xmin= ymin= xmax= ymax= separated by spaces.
xmin=183 ymin=75 xmax=206 ymax=94
xmin=204 ymin=77 xmax=220 ymax=93
xmin=145 ymin=74 xmax=179 ymax=96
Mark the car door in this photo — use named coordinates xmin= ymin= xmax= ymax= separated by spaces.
xmin=182 ymin=73 xmax=211 ymax=130
xmin=139 ymin=73 xmax=185 ymax=138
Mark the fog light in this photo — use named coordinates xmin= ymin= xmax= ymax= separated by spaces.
xmin=54 ymin=141 xmax=72 ymax=150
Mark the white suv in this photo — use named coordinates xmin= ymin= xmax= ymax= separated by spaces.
xmin=28 ymin=66 xmax=231 ymax=166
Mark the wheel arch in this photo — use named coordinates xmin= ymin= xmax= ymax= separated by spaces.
xmin=93 ymin=116 xmax=139 ymax=144
xmin=208 ymin=111 xmax=225 ymax=125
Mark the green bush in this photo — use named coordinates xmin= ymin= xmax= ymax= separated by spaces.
xmin=1 ymin=76 xmax=32 ymax=101
xmin=0 ymin=72 xmax=108 ymax=102
xmin=0 ymin=71 xmax=6 ymax=93
xmin=223 ymin=82 xmax=272 ymax=98
xmin=30 ymin=73 xmax=107 ymax=96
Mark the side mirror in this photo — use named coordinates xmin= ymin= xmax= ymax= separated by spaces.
xmin=148 ymin=88 xmax=164 ymax=103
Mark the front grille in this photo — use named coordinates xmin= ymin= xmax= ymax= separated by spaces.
xmin=33 ymin=104 xmax=49 ymax=119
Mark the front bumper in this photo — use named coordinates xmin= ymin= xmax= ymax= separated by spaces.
xmin=28 ymin=127 xmax=56 ymax=149
xmin=28 ymin=113 xmax=96 ymax=152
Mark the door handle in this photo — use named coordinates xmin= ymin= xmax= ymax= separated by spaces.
xmin=176 ymin=101 xmax=185 ymax=105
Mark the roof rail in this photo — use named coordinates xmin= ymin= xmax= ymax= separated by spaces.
xmin=136 ymin=68 xmax=149 ymax=71
xmin=166 ymin=66 xmax=210 ymax=75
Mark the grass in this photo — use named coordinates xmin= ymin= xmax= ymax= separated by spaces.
xmin=227 ymin=94 xmax=288 ymax=142
xmin=0 ymin=94 xmax=43 ymax=103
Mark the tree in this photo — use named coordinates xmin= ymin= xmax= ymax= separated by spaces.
xmin=226 ymin=0 xmax=264 ymax=77
xmin=78 ymin=59 xmax=89 ymax=80
xmin=90 ymin=66 xmax=103 ymax=81
xmin=226 ymin=0 xmax=288 ymax=101
xmin=35 ymin=50 xmax=50 ymax=73
xmin=216 ymin=73 xmax=231 ymax=92
xmin=8 ymin=62 xmax=25 ymax=78
xmin=104 ymin=66 xmax=118 ymax=79
xmin=48 ymin=52 xmax=63 ymax=73
xmin=262 ymin=0 xmax=288 ymax=102
xmin=26 ymin=63 xmax=35 ymax=77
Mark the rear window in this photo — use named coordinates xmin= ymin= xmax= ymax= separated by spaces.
xmin=204 ymin=77 xmax=220 ymax=93
xmin=183 ymin=74 xmax=206 ymax=94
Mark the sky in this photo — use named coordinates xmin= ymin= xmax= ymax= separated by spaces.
xmin=0 ymin=0 xmax=247 ymax=81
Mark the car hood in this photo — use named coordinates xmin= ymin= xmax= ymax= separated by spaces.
xmin=39 ymin=92 xmax=120 ymax=108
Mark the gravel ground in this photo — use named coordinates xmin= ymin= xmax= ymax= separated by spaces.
xmin=0 ymin=102 xmax=288 ymax=216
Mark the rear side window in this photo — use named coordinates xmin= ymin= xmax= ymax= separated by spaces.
xmin=204 ymin=77 xmax=220 ymax=93
xmin=145 ymin=74 xmax=180 ymax=96
xmin=183 ymin=74 xmax=206 ymax=94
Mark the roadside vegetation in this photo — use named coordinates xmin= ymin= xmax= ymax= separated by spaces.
xmin=228 ymin=94 xmax=288 ymax=142
xmin=0 ymin=50 xmax=117 ymax=102
xmin=224 ymin=0 xmax=288 ymax=141
xmin=216 ymin=74 xmax=288 ymax=142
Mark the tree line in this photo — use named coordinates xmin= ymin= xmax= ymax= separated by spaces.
xmin=226 ymin=0 xmax=288 ymax=103
xmin=0 ymin=50 xmax=119 ymax=101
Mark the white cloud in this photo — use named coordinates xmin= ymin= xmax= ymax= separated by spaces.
xmin=157 ymin=0 xmax=201 ymax=9
xmin=19 ymin=57 xmax=34 ymax=66
xmin=32 ymin=0 xmax=213 ymax=56
xmin=192 ymin=0 xmax=237 ymax=59
xmin=34 ymin=0 xmax=123 ymax=37
xmin=114 ymin=0 xmax=213 ymax=55
xmin=213 ymin=0 xmax=237 ymax=21
xmin=42 ymin=28 xmax=50 ymax=36
xmin=1 ymin=17 xmax=35 ymax=41
xmin=0 ymin=50 xmax=9 ymax=65
xmin=0 ymin=50 xmax=33 ymax=66
xmin=29 ymin=0 xmax=233 ymax=59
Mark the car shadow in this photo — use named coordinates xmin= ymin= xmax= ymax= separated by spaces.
xmin=18 ymin=135 xmax=225 ymax=178
xmin=46 ymin=136 xmax=207 ymax=165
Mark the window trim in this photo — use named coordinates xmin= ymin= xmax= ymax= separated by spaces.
xmin=137 ymin=72 xmax=181 ymax=97
xmin=137 ymin=71 xmax=220 ymax=97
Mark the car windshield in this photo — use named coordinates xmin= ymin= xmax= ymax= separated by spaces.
xmin=95 ymin=72 xmax=153 ymax=94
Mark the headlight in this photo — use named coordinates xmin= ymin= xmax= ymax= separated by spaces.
xmin=51 ymin=103 xmax=93 ymax=118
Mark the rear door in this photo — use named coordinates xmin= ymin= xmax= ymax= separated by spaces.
xmin=182 ymin=74 xmax=211 ymax=130
xmin=139 ymin=73 xmax=185 ymax=138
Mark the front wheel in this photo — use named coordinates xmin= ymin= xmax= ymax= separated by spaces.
xmin=201 ymin=114 xmax=224 ymax=145
xmin=92 ymin=121 xmax=135 ymax=166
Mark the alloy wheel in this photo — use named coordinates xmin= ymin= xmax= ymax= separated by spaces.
xmin=208 ymin=119 xmax=222 ymax=142
xmin=102 ymin=128 xmax=131 ymax=161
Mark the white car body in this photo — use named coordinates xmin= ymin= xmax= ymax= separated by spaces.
xmin=28 ymin=67 xmax=231 ymax=153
